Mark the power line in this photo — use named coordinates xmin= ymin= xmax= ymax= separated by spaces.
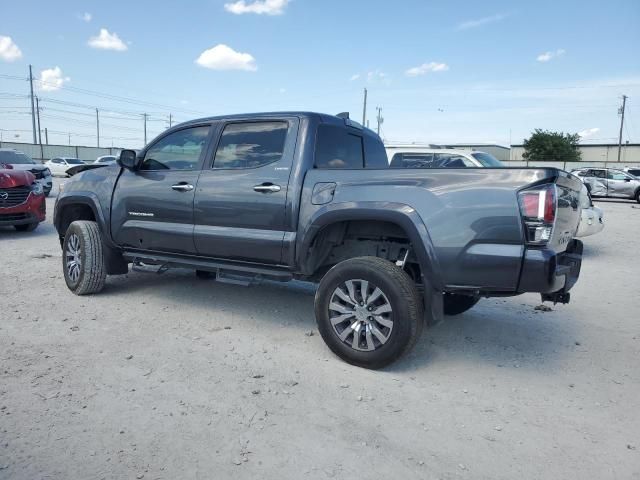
xmin=1 ymin=71 xmax=203 ymax=115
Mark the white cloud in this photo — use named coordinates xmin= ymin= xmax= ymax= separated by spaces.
xmin=0 ymin=36 xmax=23 ymax=62
xmin=349 ymin=74 xmax=361 ymax=81
xmin=195 ymin=44 xmax=257 ymax=71
xmin=456 ymin=13 xmax=507 ymax=30
xmin=578 ymin=127 xmax=600 ymax=139
xmin=537 ymin=49 xmax=565 ymax=62
xmin=405 ymin=62 xmax=449 ymax=77
xmin=38 ymin=66 xmax=70 ymax=91
xmin=224 ymin=0 xmax=289 ymax=15
xmin=367 ymin=70 xmax=386 ymax=82
xmin=88 ymin=28 xmax=128 ymax=51
xmin=80 ymin=12 xmax=92 ymax=22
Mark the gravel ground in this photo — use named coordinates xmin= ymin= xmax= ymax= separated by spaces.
xmin=1 ymin=179 xmax=639 ymax=480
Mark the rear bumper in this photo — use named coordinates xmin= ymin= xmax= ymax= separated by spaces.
xmin=518 ymin=239 xmax=583 ymax=302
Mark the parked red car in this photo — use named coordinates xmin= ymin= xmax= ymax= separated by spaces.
xmin=0 ymin=168 xmax=46 ymax=231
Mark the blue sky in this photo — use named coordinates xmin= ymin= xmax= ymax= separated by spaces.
xmin=1 ymin=0 xmax=639 ymax=148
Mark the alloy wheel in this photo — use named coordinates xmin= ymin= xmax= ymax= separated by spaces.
xmin=328 ymin=279 xmax=394 ymax=352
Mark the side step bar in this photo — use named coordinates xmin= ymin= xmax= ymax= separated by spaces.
xmin=123 ymin=250 xmax=294 ymax=283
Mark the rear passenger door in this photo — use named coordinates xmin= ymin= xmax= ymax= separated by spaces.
xmin=578 ymin=169 xmax=607 ymax=196
xmin=193 ymin=118 xmax=299 ymax=264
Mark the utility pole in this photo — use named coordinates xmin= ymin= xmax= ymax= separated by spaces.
xmin=143 ymin=113 xmax=148 ymax=144
xmin=617 ymin=95 xmax=628 ymax=163
xmin=375 ymin=106 xmax=383 ymax=135
xmin=96 ymin=108 xmax=100 ymax=147
xmin=362 ymin=88 xmax=367 ymax=126
xmin=35 ymin=96 xmax=42 ymax=145
xmin=45 ymin=128 xmax=48 ymax=145
xmin=29 ymin=65 xmax=37 ymax=144
xmin=169 ymin=113 xmax=173 ymax=128
xmin=68 ymin=133 xmax=71 ymax=146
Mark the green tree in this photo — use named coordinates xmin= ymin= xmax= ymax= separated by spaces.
xmin=522 ymin=129 xmax=582 ymax=162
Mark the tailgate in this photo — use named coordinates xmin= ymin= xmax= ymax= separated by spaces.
xmin=548 ymin=170 xmax=583 ymax=253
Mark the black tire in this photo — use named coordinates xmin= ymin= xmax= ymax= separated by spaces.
xmin=443 ymin=293 xmax=480 ymax=316
xmin=635 ymin=189 xmax=640 ymax=204
xmin=315 ymin=256 xmax=423 ymax=369
xmin=14 ymin=222 xmax=38 ymax=232
xmin=62 ymin=220 xmax=106 ymax=295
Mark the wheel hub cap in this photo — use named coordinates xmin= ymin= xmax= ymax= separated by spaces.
xmin=65 ymin=233 xmax=81 ymax=283
xmin=329 ymin=279 xmax=393 ymax=352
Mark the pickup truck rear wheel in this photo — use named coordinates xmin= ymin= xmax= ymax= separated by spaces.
xmin=315 ymin=256 xmax=423 ymax=369
xmin=63 ymin=220 xmax=107 ymax=295
xmin=443 ymin=293 xmax=480 ymax=315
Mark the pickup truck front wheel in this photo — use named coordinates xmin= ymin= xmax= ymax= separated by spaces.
xmin=63 ymin=220 xmax=107 ymax=295
xmin=315 ymin=256 xmax=423 ymax=369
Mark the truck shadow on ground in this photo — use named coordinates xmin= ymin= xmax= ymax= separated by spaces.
xmin=101 ymin=270 xmax=576 ymax=373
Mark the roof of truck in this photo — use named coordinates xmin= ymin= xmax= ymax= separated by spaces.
xmin=179 ymin=111 xmax=378 ymax=134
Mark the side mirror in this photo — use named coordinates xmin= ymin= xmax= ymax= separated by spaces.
xmin=118 ymin=149 xmax=139 ymax=170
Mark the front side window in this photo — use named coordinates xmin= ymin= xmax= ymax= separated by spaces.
xmin=213 ymin=121 xmax=288 ymax=169
xmin=471 ymin=152 xmax=503 ymax=167
xmin=65 ymin=158 xmax=84 ymax=165
xmin=315 ymin=125 xmax=363 ymax=169
xmin=141 ymin=126 xmax=210 ymax=171
xmin=608 ymin=170 xmax=631 ymax=181
xmin=390 ymin=153 xmax=435 ymax=168
xmin=434 ymin=153 xmax=475 ymax=168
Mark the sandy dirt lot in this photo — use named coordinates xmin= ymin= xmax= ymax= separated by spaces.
xmin=1 ymin=179 xmax=639 ymax=480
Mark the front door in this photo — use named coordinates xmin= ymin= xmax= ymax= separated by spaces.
xmin=193 ymin=118 xmax=298 ymax=264
xmin=110 ymin=125 xmax=212 ymax=255
xmin=606 ymin=170 xmax=636 ymax=197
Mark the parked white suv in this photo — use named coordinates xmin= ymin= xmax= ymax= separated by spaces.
xmin=385 ymin=146 xmax=503 ymax=168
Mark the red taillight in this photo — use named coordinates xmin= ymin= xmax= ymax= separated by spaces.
xmin=518 ymin=184 xmax=557 ymax=244
xmin=543 ymin=186 xmax=556 ymax=223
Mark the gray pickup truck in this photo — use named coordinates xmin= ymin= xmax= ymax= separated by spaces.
xmin=54 ymin=112 xmax=584 ymax=368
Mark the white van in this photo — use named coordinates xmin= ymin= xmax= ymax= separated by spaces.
xmin=385 ymin=145 xmax=503 ymax=168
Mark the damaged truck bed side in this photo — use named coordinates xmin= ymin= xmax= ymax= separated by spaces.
xmin=54 ymin=112 xmax=584 ymax=368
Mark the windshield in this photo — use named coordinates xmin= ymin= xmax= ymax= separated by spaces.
xmin=65 ymin=158 xmax=84 ymax=165
xmin=471 ymin=152 xmax=503 ymax=167
xmin=0 ymin=150 xmax=36 ymax=164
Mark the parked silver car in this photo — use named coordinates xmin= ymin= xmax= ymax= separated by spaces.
xmin=572 ymin=167 xmax=640 ymax=203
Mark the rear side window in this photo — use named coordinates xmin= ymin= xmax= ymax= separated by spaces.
xmin=628 ymin=169 xmax=640 ymax=177
xmin=315 ymin=125 xmax=363 ymax=169
xmin=363 ymin=134 xmax=388 ymax=168
xmin=213 ymin=121 xmax=288 ymax=169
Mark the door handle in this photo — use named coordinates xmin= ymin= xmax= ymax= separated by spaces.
xmin=171 ymin=183 xmax=194 ymax=192
xmin=253 ymin=183 xmax=281 ymax=193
